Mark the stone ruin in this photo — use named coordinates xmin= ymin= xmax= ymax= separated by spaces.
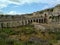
xmin=0 ymin=4 xmax=60 ymax=28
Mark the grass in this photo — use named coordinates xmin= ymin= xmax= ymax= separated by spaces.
xmin=0 ymin=25 xmax=60 ymax=45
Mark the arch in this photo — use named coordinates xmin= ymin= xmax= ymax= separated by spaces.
xmin=23 ymin=18 xmax=46 ymax=25
xmin=44 ymin=13 xmax=47 ymax=18
xmin=39 ymin=19 xmax=41 ymax=23
xmin=41 ymin=19 xmax=43 ymax=23
xmin=33 ymin=19 xmax=35 ymax=22
xmin=25 ymin=20 xmax=28 ymax=25
xmin=31 ymin=19 xmax=33 ymax=23
xmin=36 ymin=19 xmax=38 ymax=23
xmin=44 ymin=18 xmax=47 ymax=23
xmin=28 ymin=20 xmax=31 ymax=23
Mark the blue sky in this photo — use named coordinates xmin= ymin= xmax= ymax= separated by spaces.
xmin=0 ymin=0 xmax=60 ymax=14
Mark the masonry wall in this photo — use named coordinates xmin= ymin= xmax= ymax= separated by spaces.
xmin=0 ymin=5 xmax=60 ymax=28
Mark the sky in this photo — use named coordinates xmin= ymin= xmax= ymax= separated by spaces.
xmin=0 ymin=0 xmax=60 ymax=15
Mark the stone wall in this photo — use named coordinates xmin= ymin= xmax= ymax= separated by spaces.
xmin=0 ymin=4 xmax=60 ymax=28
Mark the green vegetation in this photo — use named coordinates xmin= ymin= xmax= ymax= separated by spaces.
xmin=0 ymin=25 xmax=60 ymax=45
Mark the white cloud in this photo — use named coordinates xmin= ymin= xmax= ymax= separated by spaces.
xmin=8 ymin=0 xmax=60 ymax=5
xmin=7 ymin=11 xmax=26 ymax=15
xmin=0 ymin=10 xmax=3 ymax=14
xmin=0 ymin=0 xmax=60 ymax=9
xmin=9 ymin=0 xmax=60 ymax=6
xmin=7 ymin=11 xmax=17 ymax=14
xmin=0 ymin=0 xmax=60 ymax=14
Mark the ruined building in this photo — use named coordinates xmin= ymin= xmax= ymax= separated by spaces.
xmin=0 ymin=4 xmax=60 ymax=28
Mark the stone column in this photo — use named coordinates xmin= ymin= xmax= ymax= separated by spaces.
xmin=43 ymin=18 xmax=44 ymax=23
xmin=26 ymin=20 xmax=29 ymax=24
xmin=34 ymin=19 xmax=36 ymax=22
xmin=33 ymin=19 xmax=35 ymax=22
xmin=23 ymin=20 xmax=26 ymax=25
xmin=20 ymin=21 xmax=21 ymax=25
xmin=22 ymin=21 xmax=24 ymax=25
xmin=20 ymin=21 xmax=22 ymax=25
xmin=38 ymin=19 xmax=39 ymax=23
xmin=39 ymin=19 xmax=40 ymax=23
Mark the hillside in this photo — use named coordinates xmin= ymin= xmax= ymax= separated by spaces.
xmin=0 ymin=23 xmax=60 ymax=45
xmin=0 ymin=4 xmax=60 ymax=45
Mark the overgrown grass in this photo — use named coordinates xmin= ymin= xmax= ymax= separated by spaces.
xmin=0 ymin=25 xmax=60 ymax=45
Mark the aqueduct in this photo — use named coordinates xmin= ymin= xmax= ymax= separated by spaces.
xmin=0 ymin=16 xmax=47 ymax=28
xmin=22 ymin=17 xmax=47 ymax=25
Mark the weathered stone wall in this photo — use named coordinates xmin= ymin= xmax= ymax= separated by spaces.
xmin=0 ymin=4 xmax=60 ymax=28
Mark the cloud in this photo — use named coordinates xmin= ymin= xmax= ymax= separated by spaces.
xmin=0 ymin=0 xmax=8 ymax=9
xmin=7 ymin=11 xmax=26 ymax=14
xmin=8 ymin=0 xmax=60 ymax=5
xmin=0 ymin=0 xmax=60 ymax=9
xmin=9 ymin=0 xmax=60 ymax=6
xmin=0 ymin=0 xmax=60 ymax=14
xmin=0 ymin=10 xmax=3 ymax=14
xmin=8 ymin=11 xmax=16 ymax=14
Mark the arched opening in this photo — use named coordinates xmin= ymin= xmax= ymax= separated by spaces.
xmin=39 ymin=19 xmax=43 ymax=23
xmin=45 ymin=14 xmax=47 ymax=17
xmin=44 ymin=18 xmax=47 ymax=23
xmin=31 ymin=20 xmax=33 ymax=23
xmin=41 ymin=19 xmax=43 ymax=23
xmin=28 ymin=20 xmax=32 ymax=24
xmin=39 ymin=19 xmax=41 ymax=23
xmin=33 ymin=19 xmax=35 ymax=22
xmin=36 ymin=19 xmax=38 ymax=23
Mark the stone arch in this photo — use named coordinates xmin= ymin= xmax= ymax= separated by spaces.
xmin=33 ymin=19 xmax=35 ymax=22
xmin=27 ymin=19 xmax=30 ymax=23
xmin=45 ymin=13 xmax=47 ymax=17
xmin=21 ymin=17 xmax=47 ymax=25
xmin=44 ymin=18 xmax=47 ymax=23
xmin=41 ymin=19 xmax=43 ymax=23
xmin=25 ymin=20 xmax=28 ymax=25
xmin=44 ymin=13 xmax=48 ymax=23
xmin=36 ymin=19 xmax=38 ymax=23
xmin=31 ymin=19 xmax=33 ymax=23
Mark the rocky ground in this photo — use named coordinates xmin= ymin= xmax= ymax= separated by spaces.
xmin=0 ymin=23 xmax=60 ymax=45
